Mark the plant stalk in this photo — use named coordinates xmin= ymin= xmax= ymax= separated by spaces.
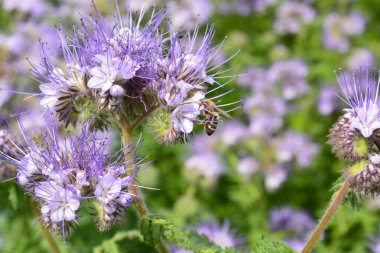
xmin=117 ymin=121 xmax=169 ymax=253
xmin=31 ymin=200 xmax=61 ymax=253
xmin=301 ymin=180 xmax=350 ymax=253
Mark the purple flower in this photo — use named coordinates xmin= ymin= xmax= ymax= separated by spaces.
xmin=335 ymin=68 xmax=380 ymax=138
xmin=245 ymin=93 xmax=286 ymax=136
xmin=270 ymin=207 xmax=315 ymax=236
xmin=318 ymin=86 xmax=339 ymax=116
xmin=238 ymin=67 xmax=271 ymax=92
xmin=270 ymin=206 xmax=315 ymax=251
xmin=2 ymin=0 xmax=50 ymax=18
xmin=323 ymin=12 xmax=365 ymax=52
xmin=94 ymin=175 xmax=122 ymax=204
xmin=219 ymin=0 xmax=274 ymax=16
xmin=214 ymin=120 xmax=247 ymax=146
xmin=277 ymin=131 xmax=319 ymax=167
xmin=167 ymin=0 xmax=214 ymax=29
xmin=267 ymin=59 xmax=309 ymax=100
xmin=36 ymin=181 xmax=80 ymax=223
xmin=0 ymin=114 xmax=139 ymax=237
xmin=196 ymin=220 xmax=242 ymax=249
xmin=274 ymin=1 xmax=315 ymax=34
xmin=171 ymin=92 xmax=205 ymax=133
xmin=185 ymin=152 xmax=226 ymax=179
xmin=347 ymin=49 xmax=375 ymax=71
xmin=237 ymin=156 xmax=259 ymax=177
xmin=264 ymin=166 xmax=288 ymax=191
xmin=369 ymin=232 xmax=380 ymax=253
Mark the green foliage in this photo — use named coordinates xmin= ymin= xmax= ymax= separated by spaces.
xmin=139 ymin=215 xmax=239 ymax=252
xmin=93 ymin=230 xmax=143 ymax=253
xmin=251 ymin=235 xmax=296 ymax=253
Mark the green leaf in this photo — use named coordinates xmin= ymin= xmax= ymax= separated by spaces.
xmin=251 ymin=235 xmax=296 ymax=253
xmin=139 ymin=215 xmax=239 ymax=252
xmin=93 ymin=230 xmax=143 ymax=253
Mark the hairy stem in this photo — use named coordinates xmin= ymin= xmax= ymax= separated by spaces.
xmin=117 ymin=121 xmax=169 ymax=253
xmin=31 ymin=200 xmax=61 ymax=253
xmin=301 ymin=180 xmax=350 ymax=253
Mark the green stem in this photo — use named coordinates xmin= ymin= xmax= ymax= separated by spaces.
xmin=31 ymin=200 xmax=61 ymax=253
xmin=301 ymin=180 xmax=350 ymax=253
xmin=117 ymin=121 xmax=169 ymax=253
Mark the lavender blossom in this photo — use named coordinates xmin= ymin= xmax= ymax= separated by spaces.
xmin=264 ymin=166 xmax=288 ymax=191
xmin=245 ymin=93 xmax=286 ymax=136
xmin=219 ymin=0 xmax=274 ymax=16
xmin=270 ymin=206 xmax=315 ymax=251
xmin=237 ymin=67 xmax=271 ymax=92
xmin=185 ymin=152 xmax=226 ymax=179
xmin=318 ymin=86 xmax=339 ymax=116
xmin=237 ymin=156 xmax=259 ymax=177
xmin=27 ymin=3 xmax=235 ymax=142
xmin=0 ymin=114 xmax=139 ymax=238
xmin=369 ymin=232 xmax=380 ymax=253
xmin=335 ymin=68 xmax=380 ymax=138
xmin=323 ymin=12 xmax=365 ymax=53
xmin=167 ymin=0 xmax=214 ymax=29
xmin=274 ymin=1 xmax=315 ymax=34
xmin=347 ymin=49 xmax=376 ymax=71
xmin=196 ymin=220 xmax=242 ymax=249
xmin=267 ymin=59 xmax=309 ymax=100
xmin=277 ymin=131 xmax=319 ymax=167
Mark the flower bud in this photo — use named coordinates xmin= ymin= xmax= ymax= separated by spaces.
xmin=328 ymin=115 xmax=365 ymax=161
xmin=346 ymin=161 xmax=380 ymax=196
xmin=146 ymin=108 xmax=183 ymax=145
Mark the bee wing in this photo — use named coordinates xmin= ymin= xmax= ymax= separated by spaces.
xmin=215 ymin=107 xmax=231 ymax=118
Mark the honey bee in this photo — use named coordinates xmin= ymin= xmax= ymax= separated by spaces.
xmin=200 ymin=99 xmax=231 ymax=136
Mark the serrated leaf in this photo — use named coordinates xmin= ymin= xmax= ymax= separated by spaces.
xmin=93 ymin=230 xmax=142 ymax=253
xmin=251 ymin=235 xmax=296 ymax=253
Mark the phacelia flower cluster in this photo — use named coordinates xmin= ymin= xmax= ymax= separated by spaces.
xmin=30 ymin=4 xmax=235 ymax=144
xmin=270 ymin=206 xmax=315 ymax=252
xmin=328 ymin=68 xmax=380 ymax=196
xmin=0 ymin=114 xmax=139 ymax=238
xmin=323 ymin=12 xmax=365 ymax=53
xmin=273 ymin=1 xmax=315 ymax=35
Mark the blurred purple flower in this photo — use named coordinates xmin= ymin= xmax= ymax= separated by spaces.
xmin=267 ymin=59 xmax=309 ymax=100
xmin=274 ymin=1 xmax=315 ymax=34
xmin=264 ymin=166 xmax=288 ymax=190
xmin=277 ymin=131 xmax=319 ymax=167
xmin=270 ymin=206 xmax=315 ymax=235
xmin=214 ymin=120 xmax=247 ymax=146
xmin=196 ymin=220 xmax=242 ymax=249
xmin=285 ymin=238 xmax=306 ymax=252
xmin=167 ymin=0 xmax=214 ymax=29
xmin=369 ymin=232 xmax=380 ymax=253
xmin=238 ymin=67 xmax=271 ymax=92
xmin=219 ymin=0 xmax=274 ymax=16
xmin=245 ymin=93 xmax=286 ymax=136
xmin=2 ymin=0 xmax=50 ymax=18
xmin=185 ymin=152 xmax=226 ymax=179
xmin=270 ymin=206 xmax=315 ymax=251
xmin=347 ymin=49 xmax=376 ymax=71
xmin=318 ymin=86 xmax=339 ymax=116
xmin=237 ymin=156 xmax=259 ymax=177
xmin=323 ymin=12 xmax=365 ymax=53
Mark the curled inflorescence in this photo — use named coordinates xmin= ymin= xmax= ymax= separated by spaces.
xmin=328 ymin=68 xmax=380 ymax=196
xmin=30 ymin=3 xmax=236 ymax=144
xmin=0 ymin=114 xmax=141 ymax=238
